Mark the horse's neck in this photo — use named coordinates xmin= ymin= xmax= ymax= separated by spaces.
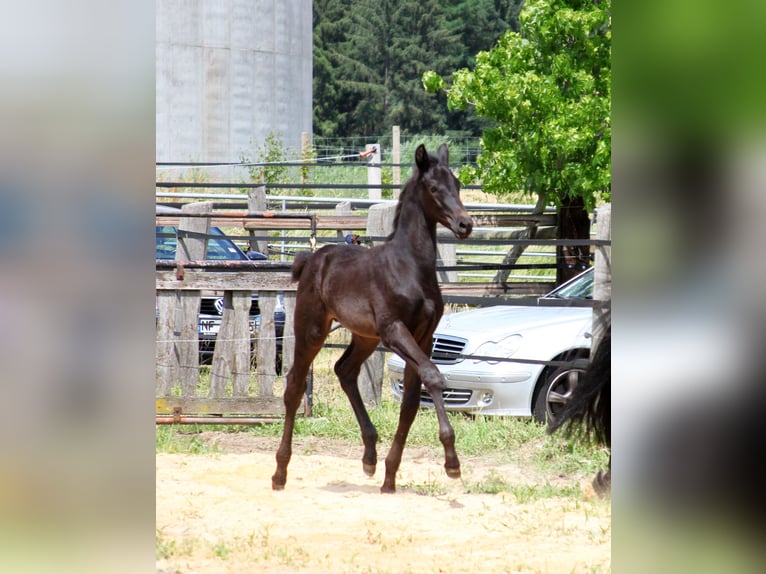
xmin=389 ymin=197 xmax=438 ymax=267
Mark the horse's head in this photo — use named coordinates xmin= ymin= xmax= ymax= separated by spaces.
xmin=415 ymin=143 xmax=473 ymax=240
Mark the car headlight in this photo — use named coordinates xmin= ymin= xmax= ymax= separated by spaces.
xmin=473 ymin=334 xmax=522 ymax=364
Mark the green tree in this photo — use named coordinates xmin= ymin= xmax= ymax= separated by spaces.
xmin=424 ymin=0 xmax=610 ymax=281
xmin=313 ymin=0 xmax=523 ymax=138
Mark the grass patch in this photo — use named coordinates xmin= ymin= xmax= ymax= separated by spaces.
xmin=400 ymin=472 xmax=450 ymax=496
xmin=507 ymin=482 xmax=582 ymax=503
xmin=462 ymin=471 xmax=584 ymax=500
xmin=463 ymin=470 xmax=513 ymax=495
xmin=157 ymin=345 xmax=607 ymax=482
xmin=156 ymin=426 xmax=221 ymax=454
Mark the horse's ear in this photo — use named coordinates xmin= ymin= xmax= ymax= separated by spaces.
xmin=415 ymin=144 xmax=429 ymax=172
xmin=437 ymin=143 xmax=449 ymax=167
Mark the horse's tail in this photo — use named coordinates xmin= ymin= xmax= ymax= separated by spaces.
xmin=549 ymin=327 xmax=611 ymax=447
xmin=291 ymin=251 xmax=312 ymax=282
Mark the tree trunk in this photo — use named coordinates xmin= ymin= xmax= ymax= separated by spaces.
xmin=556 ymin=195 xmax=591 ymax=285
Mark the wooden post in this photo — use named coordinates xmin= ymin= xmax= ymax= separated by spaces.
xmin=358 ymin=202 xmax=398 ymax=405
xmin=281 ymin=291 xmax=296 ymax=378
xmin=247 ymin=186 xmax=269 ymax=256
xmin=592 ymin=203 xmax=611 ymax=355
xmin=301 ymin=131 xmax=311 ymax=185
xmin=392 ymin=126 xmax=401 ymax=197
xmin=335 ymin=200 xmax=353 ymax=241
xmin=366 ymin=143 xmax=381 ymax=200
xmin=209 ymin=290 xmax=252 ymax=397
xmin=436 ymin=230 xmax=458 ymax=283
xmin=255 ymin=291 xmax=278 ymax=397
xmin=155 ymin=201 xmax=211 ymax=397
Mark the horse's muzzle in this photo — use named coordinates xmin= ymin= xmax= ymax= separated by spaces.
xmin=452 ymin=214 xmax=473 ymax=239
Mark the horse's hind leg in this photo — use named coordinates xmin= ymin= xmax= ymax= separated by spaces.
xmin=272 ymin=310 xmax=330 ymax=491
xmin=334 ymin=335 xmax=380 ymax=476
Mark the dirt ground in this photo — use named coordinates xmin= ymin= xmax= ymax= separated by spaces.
xmin=156 ymin=433 xmax=611 ymax=573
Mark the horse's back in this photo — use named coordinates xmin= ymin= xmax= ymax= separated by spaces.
xmin=292 ymin=244 xmax=373 ymax=293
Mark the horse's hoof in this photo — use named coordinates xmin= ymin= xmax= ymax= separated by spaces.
xmin=363 ymin=463 xmax=377 ymax=477
xmin=592 ymin=471 xmax=611 ymax=498
xmin=271 ymin=477 xmax=285 ymax=491
xmin=445 ymin=465 xmax=461 ymax=479
xmin=380 ymin=484 xmax=396 ymax=494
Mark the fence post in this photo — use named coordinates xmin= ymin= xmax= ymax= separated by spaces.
xmin=592 ymin=203 xmax=611 ymax=355
xmin=335 ymin=200 xmax=353 ymax=241
xmin=358 ymin=202 xmax=398 ymax=405
xmin=155 ymin=201 xmax=211 ymax=397
xmin=392 ymin=126 xmax=401 ymax=197
xmin=366 ymin=143 xmax=381 ymax=200
xmin=248 ymin=186 xmax=269 ymax=256
xmin=301 ymin=131 xmax=311 ymax=185
xmin=436 ymin=230 xmax=458 ymax=283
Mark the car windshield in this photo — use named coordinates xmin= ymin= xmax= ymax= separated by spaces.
xmin=543 ymin=268 xmax=593 ymax=300
xmin=155 ymin=226 xmax=249 ymax=261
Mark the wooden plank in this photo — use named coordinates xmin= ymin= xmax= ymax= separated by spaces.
xmin=156 ymin=396 xmax=285 ymax=416
xmin=155 ymin=290 xmax=178 ymax=396
xmin=243 ymin=214 xmax=369 ymax=230
xmin=470 ymin=214 xmax=558 ymax=227
xmin=156 ymin=269 xmax=296 ymax=291
xmin=157 ymin=214 xmax=369 ymax=230
xmin=439 ymin=282 xmax=554 ymax=297
xmin=209 ymin=291 xmax=253 ymax=397
xmin=281 ymin=291 xmax=296 ymax=377
xmin=255 ymin=292 xmax=278 ymax=397
xmin=155 ymin=290 xmax=202 ymax=396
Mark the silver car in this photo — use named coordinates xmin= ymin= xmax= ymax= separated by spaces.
xmin=387 ymin=268 xmax=595 ymax=423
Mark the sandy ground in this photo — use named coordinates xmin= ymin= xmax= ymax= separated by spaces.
xmin=156 ymin=434 xmax=610 ymax=573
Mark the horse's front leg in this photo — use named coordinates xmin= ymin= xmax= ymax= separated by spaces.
xmin=381 ymin=323 xmax=461 ymax=493
xmin=419 ymin=364 xmax=461 ymax=479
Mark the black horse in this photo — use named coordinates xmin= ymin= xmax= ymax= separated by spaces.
xmin=549 ymin=322 xmax=611 ymax=496
xmin=272 ymin=144 xmax=473 ymax=493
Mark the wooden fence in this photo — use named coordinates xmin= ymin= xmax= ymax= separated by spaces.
xmin=155 ymin=197 xmax=610 ymax=422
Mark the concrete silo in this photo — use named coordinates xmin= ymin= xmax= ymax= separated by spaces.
xmin=156 ymin=0 xmax=312 ymax=162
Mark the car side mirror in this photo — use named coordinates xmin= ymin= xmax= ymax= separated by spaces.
xmin=247 ymin=251 xmax=267 ymax=260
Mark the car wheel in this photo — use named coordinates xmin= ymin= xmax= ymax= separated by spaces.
xmin=533 ymin=361 xmax=588 ymax=425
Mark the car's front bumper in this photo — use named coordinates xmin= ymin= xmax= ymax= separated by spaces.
xmin=387 ymin=360 xmax=540 ymax=417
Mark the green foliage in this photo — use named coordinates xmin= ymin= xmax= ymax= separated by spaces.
xmin=425 ymin=0 xmax=611 ymax=211
xmin=242 ymin=132 xmax=294 ymax=186
xmin=313 ymin=0 xmax=523 ymax=138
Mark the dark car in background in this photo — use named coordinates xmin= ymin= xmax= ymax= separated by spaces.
xmin=155 ymin=205 xmax=285 ymax=368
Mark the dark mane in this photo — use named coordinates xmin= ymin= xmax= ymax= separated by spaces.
xmin=386 ymin=179 xmax=414 ymax=241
